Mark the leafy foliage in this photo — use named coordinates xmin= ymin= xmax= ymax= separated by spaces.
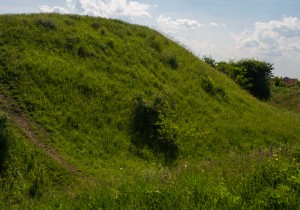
xmin=272 ymin=76 xmax=286 ymax=87
xmin=35 ymin=18 xmax=57 ymax=30
xmin=132 ymin=96 xmax=179 ymax=163
xmin=235 ymin=59 xmax=273 ymax=100
xmin=216 ymin=61 xmax=251 ymax=90
xmin=202 ymin=55 xmax=216 ymax=68
xmin=203 ymin=56 xmax=273 ymax=100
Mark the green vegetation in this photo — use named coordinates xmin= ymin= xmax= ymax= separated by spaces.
xmin=269 ymin=85 xmax=300 ymax=113
xmin=0 ymin=112 xmax=75 ymax=208
xmin=203 ymin=56 xmax=273 ymax=100
xmin=0 ymin=14 xmax=299 ymax=209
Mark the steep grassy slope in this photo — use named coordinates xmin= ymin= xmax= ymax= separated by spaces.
xmin=0 ymin=111 xmax=77 ymax=208
xmin=0 ymin=14 xmax=300 ymax=209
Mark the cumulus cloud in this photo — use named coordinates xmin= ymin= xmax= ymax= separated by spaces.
xmin=39 ymin=0 xmax=152 ymax=18
xmin=156 ymin=15 xmax=202 ymax=29
xmin=156 ymin=15 xmax=226 ymax=30
xmin=208 ymin=22 xmax=218 ymax=27
xmin=237 ymin=16 xmax=300 ymax=55
xmin=39 ymin=5 xmax=70 ymax=14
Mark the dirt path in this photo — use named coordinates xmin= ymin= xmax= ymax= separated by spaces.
xmin=0 ymin=93 xmax=88 ymax=179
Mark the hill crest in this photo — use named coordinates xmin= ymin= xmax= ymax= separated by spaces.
xmin=0 ymin=13 xmax=300 ymax=209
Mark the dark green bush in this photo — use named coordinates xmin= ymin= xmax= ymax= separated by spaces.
xmin=149 ymin=36 xmax=163 ymax=53
xmin=106 ymin=40 xmax=114 ymax=49
xmin=78 ymin=45 xmax=96 ymax=58
xmin=201 ymin=77 xmax=227 ymax=100
xmin=202 ymin=55 xmax=216 ymax=68
xmin=65 ymin=34 xmax=80 ymax=51
xmin=272 ymin=76 xmax=286 ymax=87
xmin=131 ymin=97 xmax=179 ymax=163
xmin=91 ymin=22 xmax=101 ymax=30
xmin=161 ymin=51 xmax=178 ymax=70
xmin=152 ymin=41 xmax=162 ymax=53
xmin=36 ymin=19 xmax=57 ymax=30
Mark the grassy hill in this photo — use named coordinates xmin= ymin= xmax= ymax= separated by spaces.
xmin=269 ymin=85 xmax=300 ymax=113
xmin=0 ymin=14 xmax=300 ymax=209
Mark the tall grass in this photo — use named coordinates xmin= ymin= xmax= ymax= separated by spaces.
xmin=0 ymin=112 xmax=74 ymax=207
xmin=0 ymin=14 xmax=299 ymax=208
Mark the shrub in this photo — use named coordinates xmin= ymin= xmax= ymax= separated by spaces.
xmin=205 ymin=56 xmax=274 ymax=100
xmin=131 ymin=96 xmax=179 ymax=163
xmin=106 ymin=40 xmax=114 ymax=49
xmin=272 ymin=76 xmax=286 ymax=87
xmin=161 ymin=51 xmax=178 ymax=70
xmin=65 ymin=35 xmax=80 ymax=51
xmin=91 ymin=22 xmax=101 ymax=30
xmin=78 ymin=45 xmax=96 ymax=58
xmin=235 ymin=59 xmax=273 ymax=100
xmin=149 ymin=36 xmax=163 ymax=53
xmin=201 ymin=77 xmax=227 ymax=100
xmin=36 ymin=19 xmax=57 ymax=30
xmin=202 ymin=55 xmax=216 ymax=68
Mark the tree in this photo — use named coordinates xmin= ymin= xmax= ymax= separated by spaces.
xmin=234 ymin=59 xmax=273 ymax=100
xmin=272 ymin=76 xmax=286 ymax=87
xmin=216 ymin=61 xmax=252 ymax=90
xmin=202 ymin=55 xmax=216 ymax=68
xmin=203 ymin=55 xmax=274 ymax=100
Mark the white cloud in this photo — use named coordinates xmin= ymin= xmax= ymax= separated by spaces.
xmin=209 ymin=22 xmax=218 ymax=27
xmin=237 ymin=16 xmax=300 ymax=55
xmin=230 ymin=16 xmax=300 ymax=78
xmin=156 ymin=15 xmax=202 ymax=29
xmin=156 ymin=15 xmax=227 ymax=30
xmin=39 ymin=5 xmax=70 ymax=14
xmin=39 ymin=0 xmax=152 ymax=18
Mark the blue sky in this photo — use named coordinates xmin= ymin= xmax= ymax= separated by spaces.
xmin=1 ymin=0 xmax=300 ymax=78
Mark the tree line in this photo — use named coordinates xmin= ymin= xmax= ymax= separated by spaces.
xmin=203 ymin=56 xmax=273 ymax=100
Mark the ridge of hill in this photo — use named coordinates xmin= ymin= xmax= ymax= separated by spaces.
xmin=0 ymin=14 xmax=300 ymax=209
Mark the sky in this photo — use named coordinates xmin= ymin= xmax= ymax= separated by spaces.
xmin=1 ymin=0 xmax=300 ymax=78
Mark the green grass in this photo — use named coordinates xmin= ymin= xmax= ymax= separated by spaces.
xmin=0 ymin=13 xmax=300 ymax=209
xmin=0 ymin=112 xmax=75 ymax=208
xmin=269 ymin=85 xmax=300 ymax=113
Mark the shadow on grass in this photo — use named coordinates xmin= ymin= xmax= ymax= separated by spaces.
xmin=0 ymin=114 xmax=9 ymax=174
xmin=130 ymin=97 xmax=178 ymax=165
